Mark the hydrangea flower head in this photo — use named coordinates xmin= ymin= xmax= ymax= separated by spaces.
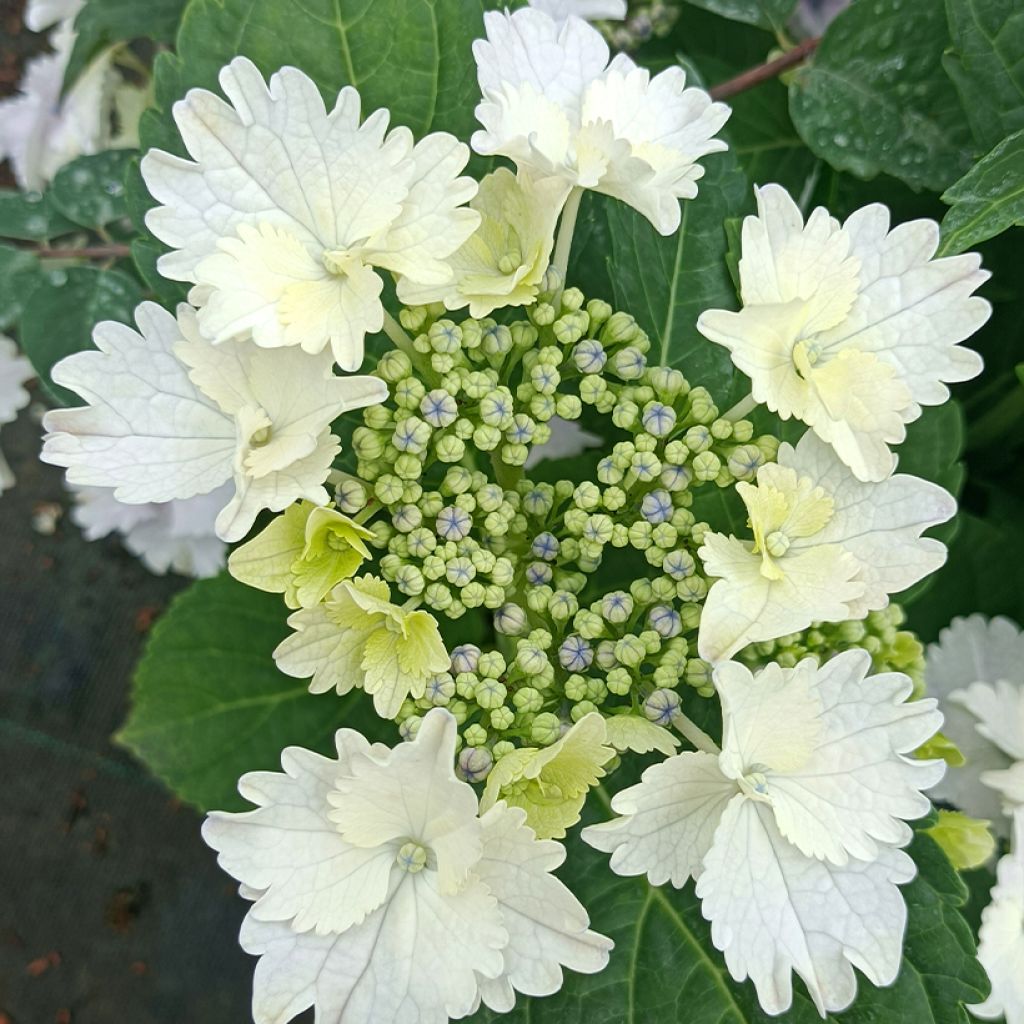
xmin=481 ymin=712 xmax=616 ymax=838
xmin=925 ymin=615 xmax=1024 ymax=835
xmin=472 ymin=7 xmax=730 ymax=235
xmin=228 ymin=500 xmax=374 ymax=608
xmin=204 ymin=709 xmax=612 ymax=1023
xmin=40 ymin=302 xmax=386 ymax=542
xmin=584 ymin=651 xmax=943 ymax=1015
xmin=402 ymin=167 xmax=571 ymax=318
xmin=141 ymin=58 xmax=479 ymax=371
xmin=273 ymin=574 xmax=449 ymax=719
xmin=698 ymin=184 xmax=989 ymax=481
xmin=698 ymin=430 xmax=955 ymax=662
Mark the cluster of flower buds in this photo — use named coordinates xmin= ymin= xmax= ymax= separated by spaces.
xmin=604 ymin=1 xmax=679 ymax=51
xmin=362 ymin=282 xmax=781 ymax=756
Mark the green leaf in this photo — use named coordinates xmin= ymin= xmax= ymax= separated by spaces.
xmin=0 ymin=244 xmax=45 ymax=331
xmin=943 ymin=0 xmax=1024 ymax=151
xmin=939 ymin=129 xmax=1024 ymax=255
xmin=667 ymin=0 xmax=797 ymax=30
xmin=119 ymin=573 xmax=395 ymax=812
xmin=601 ymin=148 xmax=753 ymax=402
xmin=18 ymin=266 xmax=142 ymax=406
xmin=467 ymin=811 xmax=987 ymax=1023
xmin=49 ymin=150 xmax=137 ymax=229
xmin=789 ymin=0 xmax=974 ymax=192
xmin=64 ymin=0 xmax=188 ymax=88
xmin=0 ymin=189 xmax=78 ymax=242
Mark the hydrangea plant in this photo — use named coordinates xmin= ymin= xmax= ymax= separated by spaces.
xmin=5 ymin=0 xmax=1024 ymax=1021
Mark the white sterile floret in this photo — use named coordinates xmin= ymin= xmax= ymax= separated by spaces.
xmin=40 ymin=302 xmax=386 ymax=542
xmin=401 ymin=168 xmax=571 ymax=318
xmin=141 ymin=58 xmax=479 ymax=371
xmin=24 ymin=0 xmax=83 ymax=32
xmin=0 ymin=21 xmax=143 ymax=190
xmin=203 ymin=709 xmax=611 ymax=1024
xmin=528 ymin=0 xmax=627 ymax=24
xmin=697 ymin=430 xmax=955 ymax=663
xmin=472 ymin=8 xmax=729 ymax=235
xmin=69 ymin=483 xmax=230 ymax=578
xmin=0 ymin=335 xmax=33 ymax=497
xmin=698 ymin=184 xmax=989 ymax=481
xmin=583 ymin=651 xmax=942 ymax=1016
xmin=971 ymin=812 xmax=1024 ymax=1024
xmin=925 ymin=615 xmax=1024 ymax=835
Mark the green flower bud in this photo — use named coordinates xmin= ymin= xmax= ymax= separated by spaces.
xmin=394 ymin=453 xmax=423 ymax=480
xmin=490 ymin=707 xmax=515 ymax=732
xmin=732 ymin=419 xmax=755 ymax=442
xmin=727 ymin=443 xmax=764 ymax=482
xmin=464 ymin=723 xmax=489 ymax=747
xmin=601 ymin=311 xmax=638 ymax=344
xmin=548 ymin=590 xmax=579 ymax=621
xmin=530 ymin=713 xmax=562 ymax=745
xmin=612 ymin=400 xmax=639 ymax=429
xmin=570 ymin=700 xmax=598 ymax=722
xmin=374 ymin=474 xmax=404 ymax=505
xmin=614 ymin=634 xmax=647 ymax=667
xmin=448 ymin=700 xmax=470 ymax=725
xmin=434 ymin=434 xmax=466 ymax=463
xmin=685 ymin=658 xmax=713 ymax=690
xmin=628 ymin=521 xmax=653 ymax=550
xmin=394 ymin=377 xmax=427 ymax=410
xmin=483 ymin=324 xmax=514 ymax=357
xmin=475 ymin=677 xmax=508 ymax=709
xmin=353 ymin=428 xmax=385 ymax=461
xmin=531 ymin=302 xmax=556 ymax=326
xmin=395 ymin=564 xmax=425 ymax=596
xmin=628 ymin=451 xmax=661 ymax=483
xmin=495 ymin=603 xmax=527 ymax=636
xmin=461 ymin=581 xmax=486 ymax=607
xmin=455 ymin=672 xmax=478 ymax=699
xmin=606 ymin=667 xmax=632 ymax=695
xmin=502 ymin=443 xmax=529 ymax=466
xmin=334 ymin=479 xmax=367 ymax=514
xmin=691 ymin=451 xmax=721 ymax=482
xmin=368 ymin=520 xmax=393 ymax=548
xmin=473 ymin=424 xmax=502 ymax=451
xmin=601 ymin=591 xmax=634 ymax=623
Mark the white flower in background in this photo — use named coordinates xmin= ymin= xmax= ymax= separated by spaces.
xmin=0 ymin=21 xmax=144 ymax=191
xmin=971 ymin=811 xmax=1024 ymax=1024
xmin=141 ymin=58 xmax=479 ymax=372
xmin=69 ymin=482 xmax=230 ymax=578
xmin=0 ymin=335 xmax=34 ymax=498
xmin=584 ymin=651 xmax=943 ymax=1016
xmin=529 ymin=0 xmax=627 ymax=24
xmin=698 ymin=430 xmax=955 ymax=662
xmin=401 ymin=168 xmax=570 ymax=318
xmin=524 ymin=415 xmax=603 ymax=469
xmin=40 ymin=302 xmax=386 ymax=543
xmin=925 ymin=615 xmax=1024 ymax=836
xmin=203 ymin=709 xmax=612 ymax=1023
xmin=472 ymin=8 xmax=730 ymax=236
xmin=24 ymin=0 xmax=83 ymax=32
xmin=273 ymin=574 xmax=449 ymax=720
xmin=698 ymin=184 xmax=988 ymax=482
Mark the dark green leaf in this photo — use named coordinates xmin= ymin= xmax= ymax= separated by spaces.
xmin=19 ymin=266 xmax=142 ymax=406
xmin=601 ymin=148 xmax=753 ymax=402
xmin=943 ymin=0 xmax=1024 ymax=151
xmin=64 ymin=0 xmax=187 ymax=89
xmin=0 ymin=244 xmax=45 ymax=331
xmin=667 ymin=0 xmax=797 ymax=30
xmin=49 ymin=150 xmax=137 ymax=229
xmin=939 ymin=129 xmax=1024 ymax=255
xmin=789 ymin=0 xmax=974 ymax=192
xmin=119 ymin=573 xmax=395 ymax=812
xmin=0 ymin=189 xmax=78 ymax=242
xmin=467 ymin=810 xmax=987 ymax=1023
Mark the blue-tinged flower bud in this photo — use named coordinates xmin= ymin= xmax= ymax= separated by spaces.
xmin=606 ymin=667 xmax=632 ymax=695
xmin=450 ymin=645 xmax=480 ymax=677
xmin=691 ymin=451 xmax=721 ymax=482
xmin=662 ymin=549 xmax=695 ymax=580
xmin=446 ymin=557 xmax=476 ymax=588
xmin=530 ymin=713 xmax=562 ymax=745
xmin=628 ymin=451 xmax=662 ymax=483
xmin=649 ymin=604 xmax=683 ymax=638
xmin=548 ymin=591 xmax=579 ymax=622
xmin=531 ymin=531 xmax=560 ymax=561
xmin=495 ymin=602 xmax=527 ymax=636
xmin=480 ymin=388 xmax=515 ymax=428
xmin=400 ymin=716 xmax=423 ymax=740
xmin=434 ymin=504 xmax=471 ymax=542
xmin=425 ymin=672 xmax=456 ymax=706
xmin=582 ymin=514 xmax=614 ymax=545
xmin=419 ymin=389 xmax=459 ymax=429
xmin=660 ymin=463 xmax=691 ymax=492
xmin=395 ymin=564 xmax=425 ymax=596
xmin=600 ymin=591 xmax=633 ymax=624
xmin=613 ymin=347 xmax=647 ymax=380
xmin=427 ymin=320 xmax=462 ymax=353
xmin=517 ymin=641 xmax=550 ymax=677
xmin=641 ymin=489 xmax=673 ymax=524
xmin=526 ymin=561 xmax=553 ymax=586
xmin=727 ymin=443 xmax=764 ymax=482
xmin=643 ymin=688 xmax=681 ymax=726
xmin=558 ymin=635 xmax=594 ymax=672
xmin=334 ymin=478 xmax=367 ymax=514
xmin=573 ymin=338 xmax=607 ymax=375
xmin=597 ymin=456 xmax=623 ymax=486
xmin=641 ymin=402 xmax=676 ymax=437
xmin=394 ymin=377 xmax=427 ymax=410
xmin=457 ymin=745 xmax=493 ymax=782
xmin=482 ymin=323 xmax=514 ymax=357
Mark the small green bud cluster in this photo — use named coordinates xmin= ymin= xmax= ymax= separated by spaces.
xmin=605 ymin=2 xmax=679 ymax=52
xmin=739 ymin=604 xmax=926 ymax=694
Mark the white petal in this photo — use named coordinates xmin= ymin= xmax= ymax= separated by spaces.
xmin=475 ymin=803 xmax=612 ymax=1011
xmin=582 ymin=751 xmax=735 ymax=886
xmin=697 ymin=796 xmax=914 ymax=1016
xmin=273 ymin=602 xmax=371 ymax=697
xmin=719 ymin=652 xmax=943 ymax=864
xmin=24 ymin=0 xmax=83 ymax=32
xmin=982 ymin=762 xmax=1024 ymax=814
xmin=603 ymin=714 xmax=680 ymax=757
xmin=781 ymin=430 xmax=955 ymax=614
xmin=971 ymin=813 xmax=1024 ymax=1023
xmin=953 ymin=680 xmax=1024 ymax=762
xmin=528 ymin=0 xmax=627 ymax=23
xmin=41 ymin=302 xmax=236 ymax=504
xmin=241 ymin=869 xmax=506 ymax=1024
xmin=328 ymin=709 xmax=483 ymax=894
xmin=0 ymin=334 xmax=33 ymax=425
xmin=697 ymin=531 xmax=863 ymax=662
xmin=203 ymin=732 xmax=394 ymax=936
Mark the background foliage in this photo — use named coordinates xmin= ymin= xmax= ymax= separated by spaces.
xmin=4 ymin=0 xmax=1023 ymax=1019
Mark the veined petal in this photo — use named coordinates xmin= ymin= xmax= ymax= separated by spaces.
xmin=951 ymin=680 xmax=1024 ymax=762
xmin=603 ymin=714 xmax=680 ymax=757
xmin=582 ymin=751 xmax=735 ymax=886
xmin=697 ymin=796 xmax=914 ymax=1017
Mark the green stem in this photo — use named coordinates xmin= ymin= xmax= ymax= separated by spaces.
xmin=381 ymin=310 xmax=418 ymax=360
xmin=552 ymin=186 xmax=584 ymax=295
xmin=722 ymin=392 xmax=757 ymax=422
xmin=671 ymin=710 xmax=720 ymax=755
